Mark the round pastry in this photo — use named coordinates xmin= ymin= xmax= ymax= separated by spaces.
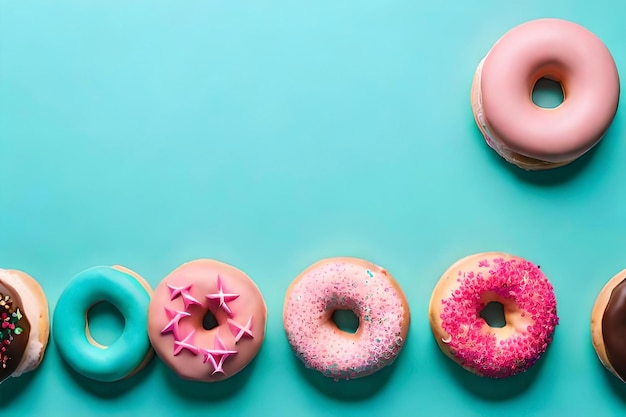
xmin=429 ymin=253 xmax=558 ymax=378
xmin=53 ymin=266 xmax=153 ymax=382
xmin=591 ymin=270 xmax=626 ymax=382
xmin=471 ymin=18 xmax=619 ymax=170
xmin=148 ymin=259 xmax=267 ymax=382
xmin=283 ymin=257 xmax=410 ymax=381
xmin=0 ymin=269 xmax=49 ymax=384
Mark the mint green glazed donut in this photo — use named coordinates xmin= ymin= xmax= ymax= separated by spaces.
xmin=53 ymin=266 xmax=152 ymax=382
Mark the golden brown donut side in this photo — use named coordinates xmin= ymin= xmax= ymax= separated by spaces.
xmin=591 ymin=270 xmax=626 ymax=382
xmin=428 ymin=254 xmax=480 ymax=369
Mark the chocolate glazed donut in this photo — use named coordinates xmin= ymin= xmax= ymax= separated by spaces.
xmin=0 ymin=268 xmax=50 ymax=385
xmin=0 ymin=287 xmax=31 ymax=382
xmin=601 ymin=278 xmax=626 ymax=379
xmin=591 ymin=271 xmax=626 ymax=382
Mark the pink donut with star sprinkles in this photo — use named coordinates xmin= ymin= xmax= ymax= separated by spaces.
xmin=148 ymin=259 xmax=267 ymax=382
xmin=283 ymin=257 xmax=410 ymax=381
xmin=428 ymin=252 xmax=559 ymax=378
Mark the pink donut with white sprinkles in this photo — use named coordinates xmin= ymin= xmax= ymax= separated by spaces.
xmin=429 ymin=252 xmax=559 ymax=378
xmin=283 ymin=257 xmax=410 ymax=381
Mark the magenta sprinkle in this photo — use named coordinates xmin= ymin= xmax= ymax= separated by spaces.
xmin=440 ymin=257 xmax=558 ymax=378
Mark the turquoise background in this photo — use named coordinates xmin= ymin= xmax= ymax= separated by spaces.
xmin=1 ymin=1 xmax=625 ymax=416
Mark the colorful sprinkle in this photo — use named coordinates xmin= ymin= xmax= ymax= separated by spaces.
xmin=284 ymin=260 xmax=409 ymax=380
xmin=0 ymin=293 xmax=24 ymax=369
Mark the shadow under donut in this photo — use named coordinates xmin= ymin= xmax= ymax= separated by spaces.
xmin=59 ymin=352 xmax=155 ymax=398
xmin=160 ymin=352 xmax=257 ymax=402
xmin=471 ymin=112 xmax=621 ymax=187
xmin=289 ymin=337 xmax=408 ymax=402
xmin=0 ymin=368 xmax=38 ymax=408
xmin=595 ymin=348 xmax=626 ymax=404
xmin=600 ymin=364 xmax=626 ymax=403
xmin=431 ymin=332 xmax=551 ymax=401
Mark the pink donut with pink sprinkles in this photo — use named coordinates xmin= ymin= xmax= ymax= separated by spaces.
xmin=283 ymin=257 xmax=410 ymax=381
xmin=429 ymin=252 xmax=559 ymax=378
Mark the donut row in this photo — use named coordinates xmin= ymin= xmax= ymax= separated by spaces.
xmin=0 ymin=253 xmax=623 ymax=386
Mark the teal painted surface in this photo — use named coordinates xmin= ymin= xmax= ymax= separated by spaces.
xmin=0 ymin=1 xmax=625 ymax=415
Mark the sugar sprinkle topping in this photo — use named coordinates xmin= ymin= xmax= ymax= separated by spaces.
xmin=440 ymin=257 xmax=558 ymax=378
xmin=284 ymin=261 xmax=408 ymax=381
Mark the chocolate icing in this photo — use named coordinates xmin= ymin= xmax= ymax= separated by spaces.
xmin=0 ymin=288 xmax=31 ymax=383
xmin=602 ymin=276 xmax=626 ymax=380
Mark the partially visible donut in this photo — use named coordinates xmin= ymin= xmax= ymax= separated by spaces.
xmin=283 ymin=257 xmax=410 ymax=381
xmin=0 ymin=269 xmax=50 ymax=384
xmin=591 ymin=270 xmax=626 ymax=382
xmin=429 ymin=253 xmax=558 ymax=378
xmin=148 ymin=259 xmax=267 ymax=382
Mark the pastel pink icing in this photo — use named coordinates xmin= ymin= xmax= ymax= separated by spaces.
xmin=148 ymin=259 xmax=267 ymax=382
xmin=471 ymin=18 xmax=619 ymax=167
xmin=283 ymin=258 xmax=410 ymax=381
xmin=431 ymin=253 xmax=559 ymax=378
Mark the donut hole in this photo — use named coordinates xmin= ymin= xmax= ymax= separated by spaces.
xmin=532 ymin=77 xmax=564 ymax=109
xmin=479 ymin=301 xmax=506 ymax=328
xmin=332 ymin=309 xmax=359 ymax=334
xmin=202 ymin=310 xmax=219 ymax=331
xmin=86 ymin=301 xmax=125 ymax=347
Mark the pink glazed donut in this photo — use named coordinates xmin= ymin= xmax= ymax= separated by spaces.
xmin=471 ymin=18 xmax=619 ymax=170
xmin=148 ymin=259 xmax=267 ymax=382
xmin=283 ymin=258 xmax=410 ymax=381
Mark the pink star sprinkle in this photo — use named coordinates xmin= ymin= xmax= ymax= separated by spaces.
xmin=167 ymin=283 xmax=201 ymax=310
xmin=161 ymin=307 xmax=190 ymax=340
xmin=227 ymin=316 xmax=254 ymax=343
xmin=173 ymin=330 xmax=200 ymax=356
xmin=201 ymin=331 xmax=237 ymax=375
xmin=205 ymin=276 xmax=239 ymax=317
